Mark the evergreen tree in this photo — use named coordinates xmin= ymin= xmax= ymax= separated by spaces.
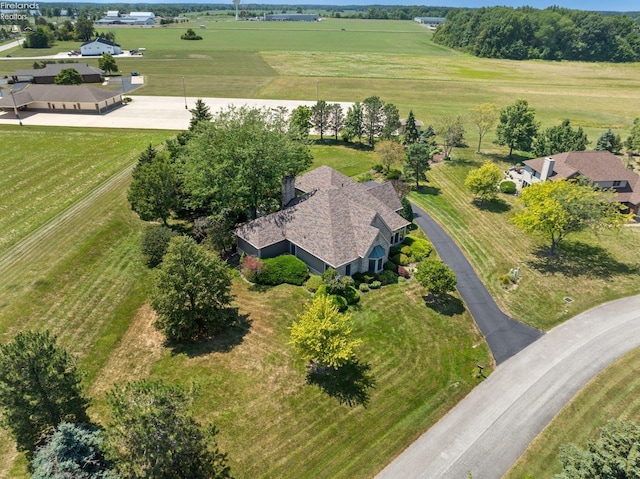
xmin=342 ymin=102 xmax=364 ymax=143
xmin=189 ymin=99 xmax=212 ymax=130
xmin=363 ymin=96 xmax=385 ymax=147
xmin=327 ymin=103 xmax=345 ymax=141
xmin=311 ymin=100 xmax=330 ymax=140
xmin=595 ymin=129 xmax=623 ymax=153
xmin=381 ymin=102 xmax=400 ymax=140
xmin=403 ymin=110 xmax=420 ymax=145
xmin=403 ymin=142 xmax=433 ymax=187
xmin=533 ymin=119 xmax=589 ymax=156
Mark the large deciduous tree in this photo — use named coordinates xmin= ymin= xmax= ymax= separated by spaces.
xmin=105 ymin=379 xmax=232 ymax=479
xmin=533 ymin=119 xmax=589 ymax=157
xmin=0 ymin=331 xmax=89 ymax=454
xmin=512 ymin=178 xmax=630 ymax=255
xmin=436 ymin=115 xmax=465 ymax=159
xmin=288 ymin=105 xmax=312 ymax=142
xmin=289 ymin=295 xmax=362 ymax=370
xmin=128 ymin=152 xmax=178 ymax=225
xmin=381 ymin=102 xmax=400 ymax=140
xmin=469 ymin=102 xmax=499 ymax=153
xmin=403 ymin=142 xmax=433 ymax=187
xmin=31 ymin=422 xmax=114 ymax=479
xmin=311 ymin=100 xmax=330 ymax=140
xmin=179 ymin=106 xmax=312 ymax=220
xmin=415 ymin=259 xmax=457 ymax=298
xmin=495 ymin=99 xmax=539 ymax=157
xmin=557 ymin=419 xmax=640 ymax=479
xmin=362 ymin=96 xmax=385 ymax=147
xmin=464 ymin=161 xmax=503 ymax=204
xmin=151 ymin=236 xmax=233 ymax=342
xmin=55 ymin=68 xmax=83 ymax=85
xmin=97 ymin=53 xmax=117 ymax=74
xmin=74 ymin=17 xmax=94 ymax=41
xmin=376 ymin=139 xmax=404 ymax=174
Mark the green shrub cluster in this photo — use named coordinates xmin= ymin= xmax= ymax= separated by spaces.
xmin=390 ymin=235 xmax=433 ymax=265
xmin=305 ymin=275 xmax=323 ymax=293
xmin=500 ymin=180 xmax=517 ymax=194
xmin=328 ymin=294 xmax=348 ymax=312
xmin=256 ymin=255 xmax=309 ymax=286
xmin=379 ymin=270 xmax=398 ymax=285
xmin=370 ymin=281 xmax=381 ymax=289
xmin=359 ymin=283 xmax=370 ymax=292
xmin=141 ymin=225 xmax=178 ymax=267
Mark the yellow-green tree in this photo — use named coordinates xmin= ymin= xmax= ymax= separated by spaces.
xmin=376 ymin=139 xmax=405 ymax=174
xmin=464 ymin=161 xmax=503 ymax=204
xmin=469 ymin=102 xmax=499 ymax=153
xmin=289 ymin=295 xmax=362 ymax=369
xmin=512 ymin=179 xmax=630 ymax=254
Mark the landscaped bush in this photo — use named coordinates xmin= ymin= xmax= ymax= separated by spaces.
xmin=352 ymin=272 xmax=378 ymax=284
xmin=141 ymin=225 xmax=178 ymax=267
xmin=386 ymin=169 xmax=402 ymax=180
xmin=343 ymin=285 xmax=360 ymax=305
xmin=389 ymin=245 xmax=401 ymax=257
xmin=256 ymin=255 xmax=309 ymax=286
xmin=400 ymin=245 xmax=412 ymax=256
xmin=402 ymin=235 xmax=433 ymax=262
xmin=397 ymin=266 xmax=410 ymax=279
xmin=240 ymin=254 xmax=266 ymax=283
xmin=328 ymin=294 xmax=348 ymax=312
xmin=400 ymin=197 xmax=414 ymax=222
xmin=370 ymin=281 xmax=382 ymax=289
xmin=315 ymin=284 xmax=329 ymax=296
xmin=500 ymin=180 xmax=517 ymax=194
xmin=379 ymin=270 xmax=399 ymax=285
xmin=391 ymin=253 xmax=410 ymax=266
xmin=373 ymin=164 xmax=384 ymax=173
xmin=383 ymin=261 xmax=397 ymax=272
xmin=359 ymin=283 xmax=370 ymax=292
xmin=305 ymin=275 xmax=323 ymax=293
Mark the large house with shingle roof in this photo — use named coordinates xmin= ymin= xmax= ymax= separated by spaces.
xmin=10 ymin=63 xmax=104 ymax=84
xmin=522 ymin=150 xmax=640 ymax=214
xmin=235 ymin=166 xmax=410 ymax=275
xmin=0 ymin=85 xmax=122 ymax=115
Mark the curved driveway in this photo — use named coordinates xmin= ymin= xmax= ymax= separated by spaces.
xmin=377 ymin=294 xmax=640 ymax=479
xmin=411 ymin=203 xmax=542 ymax=364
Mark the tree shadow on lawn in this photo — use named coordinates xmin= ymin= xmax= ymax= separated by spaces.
xmin=472 ymin=197 xmax=511 ymax=213
xmin=168 ymin=310 xmax=252 ymax=358
xmin=480 ymin=151 xmax=530 ymax=166
xmin=423 ymin=293 xmax=466 ymax=316
xmin=306 ymin=360 xmax=376 ymax=408
xmin=527 ymin=241 xmax=640 ymax=279
xmin=415 ymin=184 xmax=441 ymax=196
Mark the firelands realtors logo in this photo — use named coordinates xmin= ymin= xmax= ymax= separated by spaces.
xmin=1 ymin=2 xmax=39 ymax=20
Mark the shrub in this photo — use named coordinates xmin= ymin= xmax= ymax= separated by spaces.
xmin=343 ymin=285 xmax=360 ymax=305
xmin=391 ymin=253 xmax=410 ymax=266
xmin=355 ymin=172 xmax=374 ymax=183
xmin=383 ymin=261 xmax=397 ymax=272
xmin=328 ymin=294 xmax=348 ymax=312
xmin=315 ymin=284 xmax=329 ymax=296
xmin=379 ymin=270 xmax=398 ymax=285
xmin=370 ymin=281 xmax=381 ymax=289
xmin=400 ymin=197 xmax=414 ymax=222
xmin=403 ymin=235 xmax=433 ymax=261
xmin=359 ymin=283 xmax=370 ymax=292
xmin=141 ymin=225 xmax=178 ymax=267
xmin=397 ymin=266 xmax=410 ymax=278
xmin=256 ymin=255 xmax=309 ymax=286
xmin=322 ymin=267 xmax=339 ymax=284
xmin=500 ymin=180 xmax=517 ymax=194
xmin=240 ymin=254 xmax=266 ymax=283
xmin=386 ymin=169 xmax=402 ymax=180
xmin=373 ymin=163 xmax=384 ymax=173
xmin=305 ymin=275 xmax=323 ymax=293
xmin=389 ymin=245 xmax=402 ymax=257
xmin=400 ymin=245 xmax=412 ymax=256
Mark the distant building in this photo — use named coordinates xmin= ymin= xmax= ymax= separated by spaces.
xmin=95 ymin=10 xmax=155 ymax=26
xmin=414 ymin=17 xmax=446 ymax=29
xmin=80 ymin=38 xmax=122 ymax=56
xmin=10 ymin=63 xmax=104 ymax=84
xmin=264 ymin=13 xmax=318 ymax=22
xmin=0 ymin=84 xmax=122 ymax=114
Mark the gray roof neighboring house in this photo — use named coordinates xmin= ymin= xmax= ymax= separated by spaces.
xmin=11 ymin=63 xmax=104 ymax=80
xmin=0 ymin=84 xmax=121 ymax=109
xmin=236 ymin=166 xmax=409 ymax=269
xmin=80 ymin=38 xmax=120 ymax=48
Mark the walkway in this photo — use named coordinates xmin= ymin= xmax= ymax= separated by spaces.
xmin=376 ymin=294 xmax=640 ymax=478
xmin=411 ymin=203 xmax=542 ymax=364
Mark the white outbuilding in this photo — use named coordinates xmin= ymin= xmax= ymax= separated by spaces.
xmin=80 ymin=38 xmax=122 ymax=56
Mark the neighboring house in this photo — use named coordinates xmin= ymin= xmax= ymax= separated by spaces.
xmin=0 ymin=85 xmax=123 ymax=114
xmin=264 ymin=14 xmax=318 ymax=21
xmin=80 ymin=38 xmax=122 ymax=56
xmin=413 ymin=17 xmax=446 ymax=29
xmin=10 ymin=63 xmax=104 ymax=84
xmin=235 ymin=166 xmax=410 ymax=275
xmin=523 ymin=150 xmax=640 ymax=214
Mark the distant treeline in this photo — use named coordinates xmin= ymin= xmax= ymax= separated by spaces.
xmin=433 ymin=6 xmax=640 ymax=62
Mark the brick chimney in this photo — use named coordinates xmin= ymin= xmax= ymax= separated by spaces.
xmin=282 ymin=174 xmax=295 ymax=207
xmin=540 ymin=157 xmax=555 ymax=181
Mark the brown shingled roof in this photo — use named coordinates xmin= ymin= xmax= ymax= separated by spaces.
xmin=236 ymin=166 xmax=410 ymax=268
xmin=524 ymin=151 xmax=640 ymax=206
xmin=0 ymin=84 xmax=121 ymax=109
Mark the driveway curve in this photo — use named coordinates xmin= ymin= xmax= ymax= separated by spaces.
xmin=376 ymin=294 xmax=640 ymax=479
xmin=411 ymin=203 xmax=542 ymax=364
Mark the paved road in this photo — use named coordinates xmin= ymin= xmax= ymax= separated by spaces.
xmin=0 ymin=38 xmax=24 ymax=54
xmin=377 ymin=294 xmax=640 ymax=479
xmin=411 ymin=203 xmax=542 ymax=364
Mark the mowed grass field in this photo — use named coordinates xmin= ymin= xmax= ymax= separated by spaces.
xmin=0 ymin=126 xmax=490 ymax=478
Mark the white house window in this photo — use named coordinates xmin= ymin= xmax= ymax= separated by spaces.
xmin=290 ymin=243 xmax=296 ymax=255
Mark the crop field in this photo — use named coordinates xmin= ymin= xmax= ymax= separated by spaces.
xmin=1 ymin=17 xmax=640 ymax=478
